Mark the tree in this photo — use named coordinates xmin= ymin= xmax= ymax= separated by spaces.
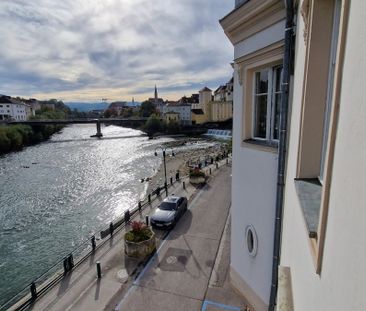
xmin=144 ymin=114 xmax=162 ymax=136
xmin=139 ymin=100 xmax=157 ymax=117
xmin=0 ymin=129 xmax=11 ymax=152
xmin=166 ymin=120 xmax=181 ymax=134
xmin=120 ymin=108 xmax=133 ymax=118
xmin=103 ymin=108 xmax=118 ymax=118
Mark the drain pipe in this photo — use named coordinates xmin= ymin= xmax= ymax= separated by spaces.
xmin=269 ymin=0 xmax=295 ymax=310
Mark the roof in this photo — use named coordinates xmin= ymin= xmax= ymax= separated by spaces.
xmin=190 ymin=94 xmax=199 ymax=103
xmin=0 ymin=95 xmax=13 ymax=103
xmin=199 ymin=86 xmax=212 ymax=92
xmin=191 ymin=109 xmax=204 ymax=115
xmin=109 ymin=101 xmax=127 ymax=108
xmin=214 ymin=85 xmax=226 ymax=94
xmin=163 ymin=196 xmax=182 ymax=203
xmin=167 ymin=100 xmax=191 ymax=107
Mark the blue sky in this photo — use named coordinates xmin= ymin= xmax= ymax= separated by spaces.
xmin=0 ymin=0 xmax=233 ymax=102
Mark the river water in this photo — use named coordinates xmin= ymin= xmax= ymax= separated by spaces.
xmin=0 ymin=124 xmax=212 ymax=306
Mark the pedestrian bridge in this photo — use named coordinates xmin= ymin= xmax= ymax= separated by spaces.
xmin=5 ymin=118 xmax=150 ymax=137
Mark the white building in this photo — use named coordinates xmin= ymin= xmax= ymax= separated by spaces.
xmin=221 ymin=0 xmax=366 ymax=311
xmin=162 ymin=101 xmax=191 ymax=126
xmin=220 ymin=1 xmax=286 ymax=309
xmin=213 ymin=77 xmax=234 ymax=102
xmin=0 ymin=96 xmax=29 ymax=120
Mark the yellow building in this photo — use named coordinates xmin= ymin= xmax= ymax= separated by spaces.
xmin=191 ymin=86 xmax=233 ymax=124
xmin=191 ymin=108 xmax=207 ymax=124
xmin=209 ymin=101 xmax=233 ymax=122
xmin=164 ymin=111 xmax=180 ymax=124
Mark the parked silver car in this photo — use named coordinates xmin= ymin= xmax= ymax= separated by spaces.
xmin=150 ymin=196 xmax=188 ymax=228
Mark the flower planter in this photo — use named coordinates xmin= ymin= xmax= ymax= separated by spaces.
xmin=189 ymin=176 xmax=206 ymax=185
xmin=124 ymin=230 xmax=156 ymax=259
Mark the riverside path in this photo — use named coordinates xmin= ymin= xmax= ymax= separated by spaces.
xmin=10 ymin=162 xmax=248 ymax=311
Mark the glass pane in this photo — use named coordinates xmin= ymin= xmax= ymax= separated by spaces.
xmin=273 ymin=94 xmax=281 ymax=140
xmin=255 ymin=70 xmax=269 ymax=94
xmin=254 ymin=95 xmax=267 ymax=138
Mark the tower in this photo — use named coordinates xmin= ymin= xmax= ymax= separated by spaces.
xmin=154 ymin=85 xmax=158 ymax=103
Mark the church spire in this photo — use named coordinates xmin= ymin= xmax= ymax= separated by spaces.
xmin=154 ymin=85 xmax=158 ymax=103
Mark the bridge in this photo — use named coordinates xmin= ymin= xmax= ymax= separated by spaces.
xmin=5 ymin=118 xmax=151 ymax=137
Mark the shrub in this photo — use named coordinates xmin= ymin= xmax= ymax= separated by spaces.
xmin=125 ymin=221 xmax=153 ymax=243
xmin=0 ymin=129 xmax=11 ymax=152
xmin=189 ymin=168 xmax=206 ymax=178
xmin=6 ymin=127 xmax=23 ymax=150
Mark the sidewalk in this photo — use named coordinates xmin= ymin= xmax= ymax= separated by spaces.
xmin=16 ymin=163 xmax=248 ymax=311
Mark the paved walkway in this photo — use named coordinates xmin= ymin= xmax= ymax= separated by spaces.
xmin=15 ymin=164 xmax=248 ymax=311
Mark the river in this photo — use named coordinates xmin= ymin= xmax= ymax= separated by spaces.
xmin=0 ymin=124 xmax=210 ymax=306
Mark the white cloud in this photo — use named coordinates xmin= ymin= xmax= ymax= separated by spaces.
xmin=0 ymin=0 xmax=233 ymax=101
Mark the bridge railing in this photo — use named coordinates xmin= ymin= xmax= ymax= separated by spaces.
xmin=0 ymin=152 xmax=231 ymax=311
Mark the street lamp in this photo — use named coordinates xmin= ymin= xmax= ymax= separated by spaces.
xmin=154 ymin=146 xmax=175 ymax=196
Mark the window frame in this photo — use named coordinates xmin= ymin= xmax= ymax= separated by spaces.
xmin=251 ymin=65 xmax=283 ymax=144
xmin=295 ymin=0 xmax=348 ymax=274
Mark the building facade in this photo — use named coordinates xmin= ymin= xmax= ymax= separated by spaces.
xmin=164 ymin=111 xmax=180 ymax=124
xmin=221 ymin=0 xmax=366 ymax=311
xmin=192 ymin=86 xmax=233 ymax=124
xmin=162 ymin=101 xmax=191 ymax=126
xmin=220 ymin=1 xmax=286 ymax=309
xmin=0 ymin=96 xmax=30 ymax=120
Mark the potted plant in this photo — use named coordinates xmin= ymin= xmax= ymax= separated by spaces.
xmin=189 ymin=167 xmax=206 ymax=185
xmin=124 ymin=221 xmax=156 ymax=258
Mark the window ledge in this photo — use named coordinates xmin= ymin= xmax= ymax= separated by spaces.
xmin=294 ymin=178 xmax=322 ymax=239
xmin=243 ymin=139 xmax=278 ymax=153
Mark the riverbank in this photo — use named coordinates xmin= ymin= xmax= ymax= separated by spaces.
xmin=145 ymin=138 xmax=227 ymax=196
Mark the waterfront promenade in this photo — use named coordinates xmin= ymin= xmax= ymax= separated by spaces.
xmin=11 ymin=163 xmax=248 ymax=311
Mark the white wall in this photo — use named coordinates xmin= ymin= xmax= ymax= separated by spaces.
xmin=280 ymin=2 xmax=366 ymax=310
xmin=231 ymin=61 xmax=278 ymax=307
xmin=234 ymin=20 xmax=285 ymax=60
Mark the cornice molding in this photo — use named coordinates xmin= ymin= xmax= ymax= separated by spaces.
xmin=220 ymin=0 xmax=286 ymax=45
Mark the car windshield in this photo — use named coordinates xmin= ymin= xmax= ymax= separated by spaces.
xmin=159 ymin=202 xmax=176 ymax=211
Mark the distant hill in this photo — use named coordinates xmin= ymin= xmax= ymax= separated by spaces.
xmin=66 ymin=101 xmax=141 ymax=112
xmin=66 ymin=102 xmax=109 ymax=112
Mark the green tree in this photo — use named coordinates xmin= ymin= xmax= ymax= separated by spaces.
xmin=0 ymin=128 xmax=11 ymax=152
xmin=6 ymin=127 xmax=23 ymax=150
xmin=103 ymin=108 xmax=118 ymax=118
xmin=120 ymin=108 xmax=133 ymax=118
xmin=166 ymin=120 xmax=181 ymax=134
xmin=139 ymin=100 xmax=156 ymax=117
xmin=144 ymin=114 xmax=162 ymax=136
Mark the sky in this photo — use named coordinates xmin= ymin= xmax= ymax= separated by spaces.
xmin=0 ymin=0 xmax=234 ymax=103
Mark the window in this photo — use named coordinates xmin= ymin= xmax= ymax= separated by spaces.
xmin=253 ymin=65 xmax=283 ymax=143
xmin=295 ymin=0 xmax=346 ymax=274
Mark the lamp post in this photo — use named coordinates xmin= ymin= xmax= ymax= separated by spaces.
xmin=154 ymin=147 xmax=175 ymax=196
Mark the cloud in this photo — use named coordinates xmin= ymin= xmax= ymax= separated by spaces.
xmin=0 ymin=0 xmax=233 ymax=101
